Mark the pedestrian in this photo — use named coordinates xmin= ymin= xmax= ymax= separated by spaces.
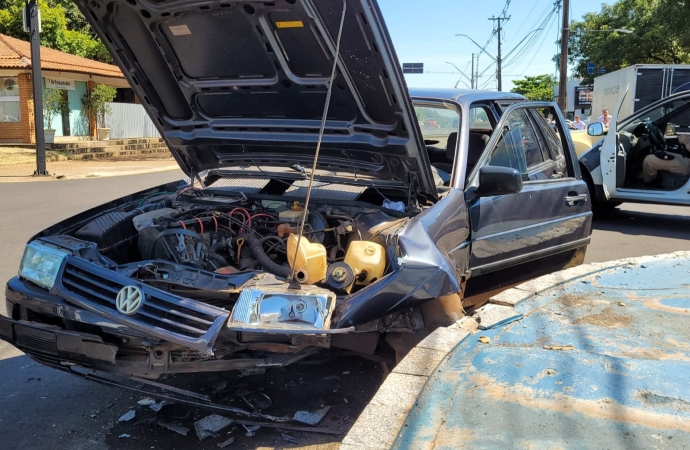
xmin=597 ymin=109 xmax=612 ymax=128
xmin=571 ymin=115 xmax=586 ymax=130
xmin=642 ymin=132 xmax=690 ymax=183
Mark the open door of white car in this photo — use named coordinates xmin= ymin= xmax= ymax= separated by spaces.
xmin=599 ymin=82 xmax=631 ymax=199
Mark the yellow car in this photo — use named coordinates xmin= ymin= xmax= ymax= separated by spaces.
xmin=569 ymin=128 xmax=602 ymax=157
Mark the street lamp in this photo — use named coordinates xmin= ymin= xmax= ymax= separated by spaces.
xmin=445 ymin=62 xmax=472 ymax=89
xmin=454 ymin=34 xmax=497 ymax=62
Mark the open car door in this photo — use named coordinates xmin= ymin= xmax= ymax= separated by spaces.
xmin=599 ymin=82 xmax=631 ymax=199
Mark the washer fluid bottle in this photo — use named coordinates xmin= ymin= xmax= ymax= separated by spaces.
xmin=344 ymin=241 xmax=386 ymax=286
xmin=286 ymin=234 xmax=327 ymax=284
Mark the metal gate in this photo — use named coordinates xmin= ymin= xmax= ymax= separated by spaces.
xmin=104 ymin=102 xmax=161 ymax=139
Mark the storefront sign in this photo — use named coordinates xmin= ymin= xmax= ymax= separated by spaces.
xmin=574 ymin=85 xmax=593 ymax=106
xmin=45 ymin=77 xmax=75 ymax=90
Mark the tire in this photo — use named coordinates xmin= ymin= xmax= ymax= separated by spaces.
xmin=582 ymin=166 xmax=621 ymax=214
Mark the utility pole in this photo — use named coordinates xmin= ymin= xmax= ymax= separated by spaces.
xmin=24 ymin=0 xmax=48 ymax=176
xmin=557 ymin=0 xmax=569 ymax=113
xmin=489 ymin=15 xmax=510 ymax=91
xmin=471 ymin=53 xmax=475 ymax=89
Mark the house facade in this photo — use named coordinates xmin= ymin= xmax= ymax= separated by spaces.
xmin=0 ymin=33 xmax=133 ymax=143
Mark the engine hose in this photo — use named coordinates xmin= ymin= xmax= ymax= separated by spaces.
xmin=208 ymin=253 xmax=229 ymax=269
xmin=235 ymin=234 xmax=291 ymax=279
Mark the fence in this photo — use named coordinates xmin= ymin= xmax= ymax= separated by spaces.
xmin=104 ymin=102 xmax=161 ymax=139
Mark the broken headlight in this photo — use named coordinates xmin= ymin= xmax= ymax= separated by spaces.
xmin=228 ymin=285 xmax=336 ymax=332
xmin=19 ymin=241 xmax=70 ymax=290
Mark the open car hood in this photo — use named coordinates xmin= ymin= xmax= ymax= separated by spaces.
xmin=77 ymin=0 xmax=437 ymax=199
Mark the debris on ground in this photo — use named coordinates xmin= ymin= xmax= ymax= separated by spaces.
xmin=281 ymin=432 xmax=299 ymax=443
xmin=118 ymin=410 xmax=136 ymax=422
xmin=293 ymin=406 xmax=331 ymax=426
xmin=240 ymin=392 xmax=272 ymax=410
xmin=212 ymin=380 xmax=228 ymax=393
xmin=543 ymin=345 xmax=575 ymax=351
xmin=118 ymin=434 xmax=131 ymax=438
xmin=618 ymin=302 xmax=626 ymax=307
xmin=476 ymin=304 xmax=524 ymax=330
xmin=158 ymin=419 xmax=190 ymax=436
xmin=217 ymin=437 xmax=235 ymax=448
xmin=149 ymin=400 xmax=167 ymax=412
xmin=243 ymin=424 xmax=260 ymax=436
xmin=195 ymin=414 xmax=234 ymax=441
xmin=478 ymin=336 xmax=491 ymax=344
xmin=137 ymin=398 xmax=157 ymax=406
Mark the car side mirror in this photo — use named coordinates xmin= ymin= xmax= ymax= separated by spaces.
xmin=588 ymin=122 xmax=604 ymax=136
xmin=474 ymin=166 xmax=523 ymax=197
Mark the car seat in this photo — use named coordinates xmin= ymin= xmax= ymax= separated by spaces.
xmin=431 ymin=132 xmax=457 ymax=175
xmin=466 ymin=132 xmax=489 ymax=174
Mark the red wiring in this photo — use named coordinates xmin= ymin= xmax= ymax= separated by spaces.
xmin=212 ymin=216 xmax=218 ymax=233
xmin=195 ymin=218 xmax=204 ymax=234
xmin=178 ymin=221 xmax=187 ymax=229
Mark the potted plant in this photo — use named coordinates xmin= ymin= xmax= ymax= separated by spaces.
xmin=82 ymin=84 xmax=117 ymax=140
xmin=43 ymin=88 xmax=67 ymax=144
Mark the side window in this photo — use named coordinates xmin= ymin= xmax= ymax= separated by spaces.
xmin=486 ymin=109 xmax=542 ymax=176
xmin=530 ymin=109 xmax=571 ymax=179
xmin=469 ymin=106 xmax=493 ymax=132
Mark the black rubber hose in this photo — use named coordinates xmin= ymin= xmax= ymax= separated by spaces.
xmin=208 ymin=253 xmax=229 ymax=269
xmin=236 ymin=234 xmax=291 ymax=279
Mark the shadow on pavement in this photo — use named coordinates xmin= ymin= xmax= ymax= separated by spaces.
xmin=592 ymin=206 xmax=690 ymax=240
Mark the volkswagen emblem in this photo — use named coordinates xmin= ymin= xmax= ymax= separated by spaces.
xmin=115 ymin=285 xmax=144 ymax=315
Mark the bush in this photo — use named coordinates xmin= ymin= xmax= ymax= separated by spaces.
xmin=82 ymin=84 xmax=117 ymax=129
xmin=43 ymin=88 xmax=68 ymax=130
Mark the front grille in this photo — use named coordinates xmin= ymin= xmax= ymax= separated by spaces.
xmin=15 ymin=326 xmax=58 ymax=355
xmin=57 ymin=258 xmax=230 ymax=354
xmin=239 ymin=332 xmax=291 ymax=344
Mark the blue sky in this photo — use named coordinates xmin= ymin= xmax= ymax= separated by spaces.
xmin=377 ymin=0 xmax=607 ymax=92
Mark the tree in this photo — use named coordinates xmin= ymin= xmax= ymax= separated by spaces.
xmin=511 ymin=75 xmax=555 ymax=101
xmin=82 ymin=83 xmax=116 ymax=129
xmin=568 ymin=0 xmax=690 ymax=84
xmin=0 ymin=0 xmax=111 ymax=63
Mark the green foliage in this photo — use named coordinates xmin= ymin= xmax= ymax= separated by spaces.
xmin=0 ymin=0 xmax=111 ymax=62
xmin=43 ymin=88 xmax=67 ymax=130
xmin=510 ymin=75 xmax=555 ymax=101
xmin=82 ymin=84 xmax=116 ymax=128
xmin=568 ymin=0 xmax=690 ymax=84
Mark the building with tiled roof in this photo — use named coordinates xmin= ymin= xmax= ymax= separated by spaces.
xmin=0 ymin=33 xmax=133 ymax=143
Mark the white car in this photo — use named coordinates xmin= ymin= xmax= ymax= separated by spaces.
xmin=579 ymin=88 xmax=690 ymax=209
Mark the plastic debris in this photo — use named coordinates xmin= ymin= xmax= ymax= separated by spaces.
xmin=212 ymin=380 xmax=228 ymax=393
xmin=137 ymin=398 xmax=157 ymax=406
xmin=118 ymin=410 xmax=136 ymax=422
xmin=158 ymin=419 xmax=190 ymax=436
xmin=618 ymin=302 xmax=626 ymax=307
xmin=478 ymin=336 xmax=491 ymax=344
xmin=195 ymin=414 xmax=234 ymax=441
xmin=342 ymin=371 xmax=350 ymax=375
xmin=118 ymin=434 xmax=131 ymax=438
xmin=243 ymin=424 xmax=260 ymax=436
xmin=149 ymin=401 xmax=167 ymax=412
xmin=544 ymin=345 xmax=575 ymax=351
xmin=217 ymin=437 xmax=235 ymax=448
xmin=383 ymin=199 xmax=405 ymax=212
xmin=281 ymin=432 xmax=299 ymax=443
xmin=293 ymin=406 xmax=331 ymax=425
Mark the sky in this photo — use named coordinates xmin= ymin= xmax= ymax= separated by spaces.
xmin=376 ymin=0 xmax=606 ymax=92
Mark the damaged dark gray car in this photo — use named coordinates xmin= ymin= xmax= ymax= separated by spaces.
xmin=0 ymin=0 xmax=592 ymax=387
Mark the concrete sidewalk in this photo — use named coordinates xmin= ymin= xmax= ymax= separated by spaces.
xmin=0 ymin=153 xmax=180 ymax=182
xmin=342 ymin=252 xmax=690 ymax=450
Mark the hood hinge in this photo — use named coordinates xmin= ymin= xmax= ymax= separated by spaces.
xmin=407 ymin=172 xmax=420 ymax=212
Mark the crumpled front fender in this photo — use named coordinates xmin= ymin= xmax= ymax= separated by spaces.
xmin=332 ymin=189 xmax=470 ymax=328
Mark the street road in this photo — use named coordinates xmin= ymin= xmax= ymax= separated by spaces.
xmin=0 ymin=172 xmax=688 ymax=449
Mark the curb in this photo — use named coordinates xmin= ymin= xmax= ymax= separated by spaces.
xmin=339 ymin=251 xmax=690 ymax=450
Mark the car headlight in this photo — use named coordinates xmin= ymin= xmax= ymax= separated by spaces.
xmin=19 ymin=241 xmax=70 ymax=290
xmin=228 ymin=284 xmax=336 ymax=332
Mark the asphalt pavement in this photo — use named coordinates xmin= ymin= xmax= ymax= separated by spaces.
xmin=0 ymin=172 xmax=689 ymax=449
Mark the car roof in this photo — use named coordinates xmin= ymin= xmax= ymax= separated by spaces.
xmin=409 ymin=87 xmax=526 ymax=106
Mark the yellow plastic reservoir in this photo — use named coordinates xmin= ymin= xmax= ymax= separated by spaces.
xmin=286 ymin=234 xmax=327 ymax=284
xmin=344 ymin=241 xmax=386 ymax=286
